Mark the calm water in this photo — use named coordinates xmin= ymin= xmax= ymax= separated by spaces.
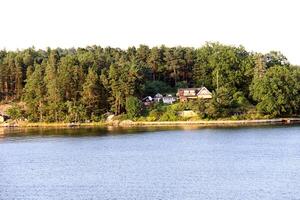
xmin=1 ymin=125 xmax=300 ymax=200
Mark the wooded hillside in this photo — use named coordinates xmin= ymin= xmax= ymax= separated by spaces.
xmin=0 ymin=42 xmax=299 ymax=122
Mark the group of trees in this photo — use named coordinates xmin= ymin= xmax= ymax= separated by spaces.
xmin=0 ymin=43 xmax=299 ymax=122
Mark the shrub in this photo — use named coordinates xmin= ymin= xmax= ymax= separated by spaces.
xmin=6 ymin=104 xmax=23 ymax=120
xmin=147 ymin=109 xmax=160 ymax=121
xmin=125 ymin=96 xmax=142 ymax=119
xmin=160 ymin=106 xmax=179 ymax=121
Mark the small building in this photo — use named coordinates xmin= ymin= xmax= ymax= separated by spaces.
xmin=177 ymin=87 xmax=212 ymax=102
xmin=162 ymin=94 xmax=177 ymax=104
xmin=178 ymin=110 xmax=198 ymax=118
xmin=142 ymin=96 xmax=153 ymax=106
xmin=153 ymin=93 xmax=163 ymax=102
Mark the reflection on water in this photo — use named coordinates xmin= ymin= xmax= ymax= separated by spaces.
xmin=0 ymin=125 xmax=300 ymax=200
xmin=1 ymin=124 xmax=298 ymax=139
xmin=0 ymin=126 xmax=181 ymax=142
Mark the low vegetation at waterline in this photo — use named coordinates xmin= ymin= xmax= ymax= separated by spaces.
xmin=0 ymin=42 xmax=299 ymax=123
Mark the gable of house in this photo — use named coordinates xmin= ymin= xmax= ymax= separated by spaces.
xmin=154 ymin=93 xmax=163 ymax=98
xmin=197 ymin=87 xmax=212 ymax=98
xmin=142 ymin=96 xmax=153 ymax=102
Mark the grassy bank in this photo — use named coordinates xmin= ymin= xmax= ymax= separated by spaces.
xmin=1 ymin=118 xmax=300 ymax=128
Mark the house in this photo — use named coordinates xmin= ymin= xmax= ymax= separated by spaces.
xmin=153 ymin=93 xmax=163 ymax=102
xmin=162 ymin=94 xmax=177 ymax=104
xmin=197 ymin=87 xmax=213 ymax=99
xmin=142 ymin=94 xmax=177 ymax=105
xmin=142 ymin=96 xmax=153 ymax=106
xmin=177 ymin=87 xmax=212 ymax=102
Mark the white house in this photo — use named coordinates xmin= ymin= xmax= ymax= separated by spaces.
xmin=162 ymin=94 xmax=177 ymax=104
xmin=153 ymin=93 xmax=163 ymax=102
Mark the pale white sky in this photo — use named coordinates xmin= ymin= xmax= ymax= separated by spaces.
xmin=1 ymin=0 xmax=299 ymax=64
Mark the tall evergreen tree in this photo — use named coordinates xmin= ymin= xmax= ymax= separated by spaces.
xmin=23 ymin=63 xmax=46 ymax=121
xmin=44 ymin=50 xmax=63 ymax=122
xmin=81 ymin=67 xmax=106 ymax=117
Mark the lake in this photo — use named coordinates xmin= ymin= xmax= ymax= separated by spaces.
xmin=1 ymin=125 xmax=300 ymax=200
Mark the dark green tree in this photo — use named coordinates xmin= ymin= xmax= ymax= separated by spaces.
xmin=250 ymin=66 xmax=299 ymax=117
xmin=125 ymin=96 xmax=142 ymax=119
xmin=23 ymin=63 xmax=46 ymax=121
xmin=81 ymin=67 xmax=106 ymax=118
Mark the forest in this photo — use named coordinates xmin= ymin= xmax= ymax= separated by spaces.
xmin=0 ymin=42 xmax=299 ymax=122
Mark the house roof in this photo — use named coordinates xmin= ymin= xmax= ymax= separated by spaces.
xmin=178 ymin=87 xmax=212 ymax=97
xmin=142 ymin=96 xmax=153 ymax=101
xmin=197 ymin=87 xmax=212 ymax=95
xmin=154 ymin=93 xmax=163 ymax=98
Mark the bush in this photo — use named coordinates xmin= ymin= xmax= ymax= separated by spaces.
xmin=147 ymin=109 xmax=160 ymax=121
xmin=6 ymin=104 xmax=23 ymax=120
xmin=160 ymin=109 xmax=178 ymax=121
xmin=159 ymin=105 xmax=180 ymax=121
xmin=125 ymin=96 xmax=142 ymax=119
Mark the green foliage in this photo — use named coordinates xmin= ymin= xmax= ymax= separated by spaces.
xmin=205 ymin=87 xmax=237 ymax=118
xmin=143 ymin=81 xmax=173 ymax=96
xmin=101 ymin=59 xmax=141 ymax=115
xmin=125 ymin=96 xmax=142 ymax=119
xmin=147 ymin=109 xmax=160 ymax=121
xmin=193 ymin=42 xmax=255 ymax=96
xmin=146 ymin=103 xmax=183 ymax=121
xmin=65 ymin=101 xmax=87 ymax=122
xmin=22 ymin=63 xmax=46 ymax=121
xmin=6 ymin=104 xmax=23 ymax=120
xmin=250 ymin=66 xmax=300 ymax=117
xmin=189 ymin=99 xmax=210 ymax=119
xmin=160 ymin=108 xmax=178 ymax=121
xmin=175 ymin=81 xmax=188 ymax=89
xmin=0 ymin=43 xmax=298 ymax=122
xmin=264 ymin=51 xmax=289 ymax=68
xmin=81 ymin=67 xmax=106 ymax=118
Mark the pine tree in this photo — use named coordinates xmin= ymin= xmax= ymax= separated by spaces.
xmin=44 ymin=50 xmax=62 ymax=122
xmin=147 ymin=47 xmax=161 ymax=81
xmin=81 ymin=67 xmax=104 ymax=117
xmin=23 ymin=63 xmax=46 ymax=121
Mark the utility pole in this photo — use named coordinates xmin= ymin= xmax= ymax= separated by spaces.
xmin=217 ymin=69 xmax=219 ymax=91
xmin=216 ymin=69 xmax=220 ymax=103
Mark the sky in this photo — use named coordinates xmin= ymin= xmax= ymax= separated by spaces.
xmin=0 ymin=0 xmax=299 ymax=64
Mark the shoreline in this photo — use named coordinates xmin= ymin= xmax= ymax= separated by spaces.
xmin=125 ymin=118 xmax=300 ymax=127
xmin=1 ymin=118 xmax=300 ymax=129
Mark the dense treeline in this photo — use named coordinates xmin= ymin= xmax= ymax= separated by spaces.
xmin=0 ymin=43 xmax=299 ymax=122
